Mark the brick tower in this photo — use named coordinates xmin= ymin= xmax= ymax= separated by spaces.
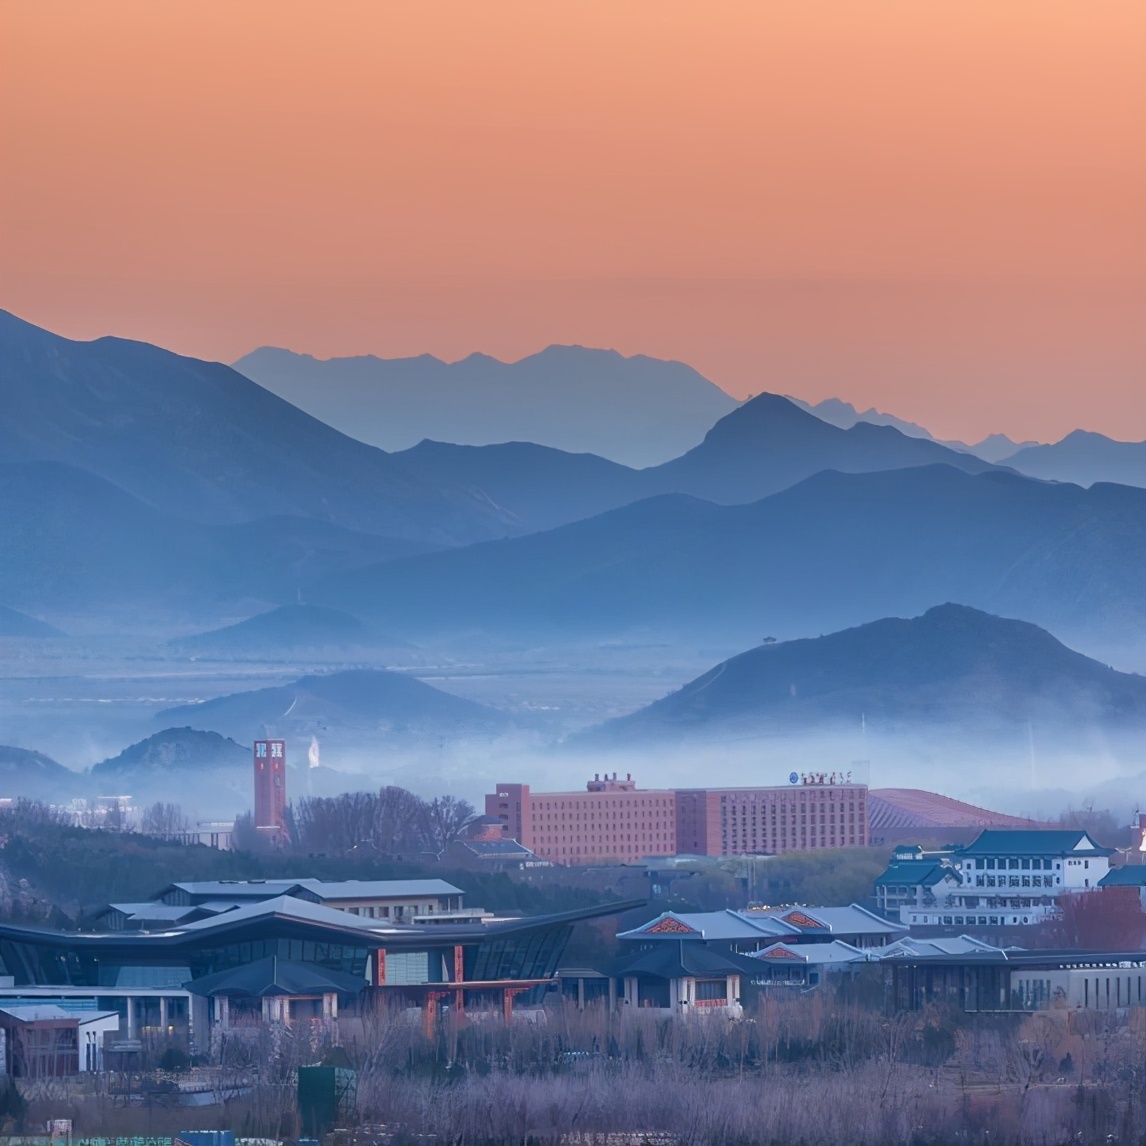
xmin=253 ymin=739 xmax=286 ymax=833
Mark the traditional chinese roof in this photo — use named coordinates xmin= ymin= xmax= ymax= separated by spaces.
xmin=617 ymin=904 xmax=906 ymax=943
xmin=878 ymin=935 xmax=1008 ymax=959
xmin=751 ymin=940 xmax=869 ymax=965
xmin=873 ymin=860 xmax=962 ymax=889
xmin=614 ymin=943 xmax=764 ymax=982
xmin=957 ymin=830 xmax=1114 ymax=858
xmin=1098 ymin=866 xmax=1146 ymax=887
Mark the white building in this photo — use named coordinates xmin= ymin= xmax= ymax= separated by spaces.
xmin=894 ymin=830 xmax=1113 ymax=929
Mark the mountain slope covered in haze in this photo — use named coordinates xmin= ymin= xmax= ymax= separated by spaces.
xmin=156 ymin=669 xmax=512 ymax=743
xmin=0 ymin=310 xmax=511 ymax=545
xmin=0 ymin=461 xmax=438 ymax=622
xmin=0 ymin=745 xmax=74 ymax=799
xmin=1000 ymin=431 xmax=1146 ymax=489
xmin=386 ymin=393 xmax=1005 ymax=530
xmin=0 ymin=605 xmax=64 ymax=638
xmin=170 ymin=604 xmax=382 ymax=654
xmin=310 ymin=466 xmax=1144 ymax=658
xmin=590 ymin=605 xmax=1146 ymax=744
xmin=233 ymin=344 xmax=739 ymax=468
xmin=644 ymin=394 xmax=998 ymax=503
xmin=92 ymin=727 xmax=249 ymax=776
xmin=790 ymin=396 xmax=1037 ymax=462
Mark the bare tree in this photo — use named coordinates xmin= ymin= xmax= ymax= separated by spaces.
xmin=373 ymin=786 xmax=428 ymax=857
xmin=141 ymin=801 xmax=189 ymax=838
xmin=423 ymin=795 xmax=475 ymax=855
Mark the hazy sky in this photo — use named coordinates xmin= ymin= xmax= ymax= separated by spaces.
xmin=2 ymin=1 xmax=1143 ymax=443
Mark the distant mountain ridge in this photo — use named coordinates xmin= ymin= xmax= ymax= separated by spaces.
xmin=389 ymin=392 xmax=1002 ymax=532
xmin=589 ymin=604 xmax=1146 ymax=744
xmin=309 ymin=465 xmax=1144 ymax=658
xmin=233 ymin=344 xmax=739 ymax=468
xmin=0 ymin=461 xmax=437 ymax=622
xmin=0 ymin=309 xmax=512 ymax=545
xmin=155 ymin=668 xmax=512 ymax=744
xmin=1000 ymin=431 xmax=1146 ymax=489
xmin=171 ymin=604 xmax=393 ymax=653
xmin=789 ymin=395 xmax=1037 ymax=462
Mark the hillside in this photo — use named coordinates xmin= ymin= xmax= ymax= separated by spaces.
xmin=1000 ymin=431 xmax=1146 ymax=489
xmin=91 ymin=727 xmax=249 ymax=776
xmin=171 ymin=604 xmax=397 ymax=654
xmin=0 ymin=605 xmax=64 ymax=638
xmin=391 ymin=440 xmax=647 ymax=532
xmin=378 ymin=393 xmax=1005 ymax=533
xmin=0 ymin=310 xmax=511 ymax=545
xmin=0 ymin=745 xmax=75 ymax=799
xmin=233 ymin=344 xmax=738 ymax=468
xmin=590 ymin=605 xmax=1146 ymax=744
xmin=642 ymin=393 xmax=998 ymax=503
xmin=0 ymin=461 xmax=436 ymax=621
xmin=309 ymin=466 xmax=1145 ymax=656
xmin=155 ymin=669 xmax=513 ymax=744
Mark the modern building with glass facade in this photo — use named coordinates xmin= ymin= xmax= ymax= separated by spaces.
xmin=0 ymin=891 xmax=640 ymax=1050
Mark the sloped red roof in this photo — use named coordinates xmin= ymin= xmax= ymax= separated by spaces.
xmin=869 ymin=788 xmax=1044 ymax=833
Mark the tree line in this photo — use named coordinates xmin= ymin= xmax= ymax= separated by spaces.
xmin=229 ymin=787 xmax=476 ymax=858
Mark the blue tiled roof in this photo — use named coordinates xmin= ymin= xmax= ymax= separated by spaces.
xmin=957 ymin=830 xmax=1114 ymax=857
xmin=1098 ymin=866 xmax=1146 ymax=887
xmin=874 ymin=861 xmax=959 ymax=888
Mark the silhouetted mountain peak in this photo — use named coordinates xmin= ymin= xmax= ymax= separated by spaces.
xmin=701 ymin=392 xmax=824 ymax=447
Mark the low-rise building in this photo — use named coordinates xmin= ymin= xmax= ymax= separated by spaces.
xmin=874 ymin=848 xmax=964 ymax=918
xmin=151 ymin=878 xmax=467 ymax=922
xmin=874 ymin=829 xmax=1114 ymax=929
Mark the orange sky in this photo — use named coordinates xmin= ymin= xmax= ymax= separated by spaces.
xmin=1 ymin=1 xmax=1143 ymax=443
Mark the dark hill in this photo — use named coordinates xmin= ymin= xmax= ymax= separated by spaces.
xmin=91 ymin=728 xmax=249 ymax=776
xmin=643 ymin=392 xmax=998 ymax=503
xmin=591 ymin=605 xmax=1146 ymax=744
xmin=0 ymin=461 xmax=438 ymax=621
xmin=233 ymin=344 xmax=738 ymax=468
xmin=155 ymin=669 xmax=511 ymax=743
xmin=0 ymin=310 xmax=510 ymax=545
xmin=0 ymin=605 xmax=64 ymax=638
xmin=381 ymin=393 xmax=1003 ymax=533
xmin=0 ymin=745 xmax=75 ymax=799
xmin=391 ymin=440 xmax=646 ymax=532
xmin=171 ymin=604 xmax=402 ymax=654
xmin=308 ymin=466 xmax=1144 ymax=656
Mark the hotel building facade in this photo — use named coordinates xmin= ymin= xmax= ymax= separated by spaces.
xmin=485 ymin=773 xmax=868 ymax=865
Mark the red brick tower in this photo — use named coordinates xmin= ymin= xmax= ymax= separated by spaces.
xmin=253 ymin=739 xmax=286 ymax=832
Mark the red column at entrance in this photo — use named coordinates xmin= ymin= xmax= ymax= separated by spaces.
xmin=424 ymin=990 xmax=445 ymax=1037
xmin=453 ymin=945 xmax=465 ymax=1016
xmin=502 ymin=986 xmax=529 ymax=1022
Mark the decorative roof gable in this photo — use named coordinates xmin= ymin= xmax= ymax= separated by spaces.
xmin=756 ymin=944 xmax=806 ymax=961
xmin=644 ymin=914 xmax=701 ymax=935
xmin=782 ymin=910 xmax=827 ymax=930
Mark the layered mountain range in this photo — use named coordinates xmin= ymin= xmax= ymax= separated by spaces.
xmin=2 ymin=311 xmax=1143 ymax=663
